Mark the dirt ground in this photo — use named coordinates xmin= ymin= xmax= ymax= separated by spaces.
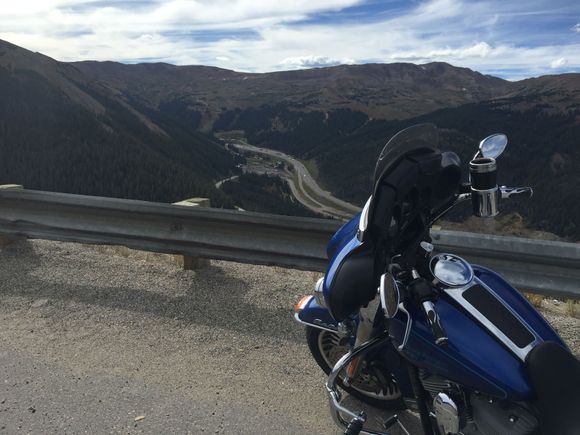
xmin=0 ymin=239 xmax=577 ymax=434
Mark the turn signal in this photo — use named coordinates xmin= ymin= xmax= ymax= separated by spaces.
xmin=294 ymin=295 xmax=312 ymax=313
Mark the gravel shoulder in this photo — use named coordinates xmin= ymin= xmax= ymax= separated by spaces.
xmin=0 ymin=240 xmax=578 ymax=434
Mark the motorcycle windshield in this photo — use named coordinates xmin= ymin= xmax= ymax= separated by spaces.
xmin=372 ymin=123 xmax=439 ymax=190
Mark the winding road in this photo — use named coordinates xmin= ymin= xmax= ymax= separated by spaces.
xmin=230 ymin=141 xmax=361 ymax=220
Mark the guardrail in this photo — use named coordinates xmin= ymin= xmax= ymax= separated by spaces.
xmin=0 ymin=188 xmax=578 ymax=299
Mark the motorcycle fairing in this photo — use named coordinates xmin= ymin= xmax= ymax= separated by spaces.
xmin=323 ymin=153 xmax=461 ymax=322
xmin=326 ymin=212 xmax=360 ymax=260
xmin=295 ymin=295 xmax=341 ymax=333
xmin=389 ymin=265 xmax=565 ymax=400
xmin=323 ymin=237 xmax=376 ymax=322
xmin=323 ymin=124 xmax=462 ymax=323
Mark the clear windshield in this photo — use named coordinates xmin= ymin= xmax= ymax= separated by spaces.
xmin=373 ymin=123 xmax=439 ymax=189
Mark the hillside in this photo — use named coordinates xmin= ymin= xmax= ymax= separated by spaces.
xmin=1 ymin=38 xmax=579 ymax=238
xmin=0 ymin=39 xmax=234 ymax=205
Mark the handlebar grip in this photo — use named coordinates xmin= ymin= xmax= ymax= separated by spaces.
xmin=501 ymin=186 xmax=533 ymax=199
xmin=421 ymin=301 xmax=448 ymax=346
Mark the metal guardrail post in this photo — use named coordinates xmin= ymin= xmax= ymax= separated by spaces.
xmin=172 ymin=197 xmax=211 ymax=270
xmin=0 ymin=185 xmax=24 ymax=247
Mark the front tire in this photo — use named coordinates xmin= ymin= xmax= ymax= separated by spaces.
xmin=306 ymin=326 xmax=405 ymax=410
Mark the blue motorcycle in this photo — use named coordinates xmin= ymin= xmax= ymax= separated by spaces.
xmin=294 ymin=124 xmax=580 ymax=435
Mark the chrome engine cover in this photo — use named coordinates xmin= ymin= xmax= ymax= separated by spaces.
xmin=433 ymin=393 xmax=460 ymax=434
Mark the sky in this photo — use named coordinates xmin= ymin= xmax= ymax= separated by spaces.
xmin=1 ymin=0 xmax=580 ymax=80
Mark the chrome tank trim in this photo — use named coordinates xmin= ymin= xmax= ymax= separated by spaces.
xmin=443 ymin=277 xmax=541 ymax=362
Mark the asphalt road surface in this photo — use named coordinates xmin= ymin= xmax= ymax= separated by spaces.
xmin=231 ymin=142 xmax=361 ymax=220
xmin=0 ymin=240 xmax=578 ymax=434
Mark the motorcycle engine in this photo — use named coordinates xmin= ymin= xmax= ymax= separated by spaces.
xmin=419 ymin=369 xmax=456 ymax=398
xmin=419 ymin=370 xmax=539 ymax=435
xmin=419 ymin=369 xmax=467 ymax=433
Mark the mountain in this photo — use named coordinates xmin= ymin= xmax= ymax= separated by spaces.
xmin=71 ymin=59 xmax=511 ymax=127
xmin=1 ymin=39 xmax=579 ymax=238
xmin=0 ymin=39 xmax=235 ymax=205
xmin=215 ymin=89 xmax=580 ymax=239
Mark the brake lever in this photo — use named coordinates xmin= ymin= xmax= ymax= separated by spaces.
xmin=500 ymin=186 xmax=533 ymax=199
xmin=397 ymin=301 xmax=412 ymax=352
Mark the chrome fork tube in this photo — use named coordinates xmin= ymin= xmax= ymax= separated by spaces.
xmin=345 ymin=296 xmax=380 ymax=384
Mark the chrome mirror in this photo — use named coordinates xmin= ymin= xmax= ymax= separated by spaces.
xmin=478 ymin=134 xmax=508 ymax=159
xmin=379 ymin=270 xmax=400 ymax=319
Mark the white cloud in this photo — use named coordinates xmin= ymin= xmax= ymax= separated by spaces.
xmin=550 ymin=57 xmax=568 ymax=68
xmin=414 ymin=0 xmax=464 ymax=20
xmin=573 ymin=23 xmax=580 ymax=33
xmin=279 ymin=55 xmax=354 ymax=68
xmin=0 ymin=0 xmax=579 ymax=79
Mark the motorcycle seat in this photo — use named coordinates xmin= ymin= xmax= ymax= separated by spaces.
xmin=526 ymin=341 xmax=580 ymax=435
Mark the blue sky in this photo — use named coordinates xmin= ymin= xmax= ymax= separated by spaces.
xmin=1 ymin=0 xmax=579 ymax=80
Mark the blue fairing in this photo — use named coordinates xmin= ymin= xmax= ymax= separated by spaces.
xmin=323 ymin=214 xmax=363 ymax=315
xmin=297 ymin=296 xmax=340 ymax=330
xmin=326 ymin=213 xmax=360 ymax=259
xmin=389 ymin=265 xmax=565 ymax=400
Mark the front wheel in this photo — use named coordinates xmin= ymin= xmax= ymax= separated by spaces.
xmin=306 ymin=326 xmax=405 ymax=410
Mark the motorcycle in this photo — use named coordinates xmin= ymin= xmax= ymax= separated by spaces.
xmin=293 ymin=124 xmax=580 ymax=435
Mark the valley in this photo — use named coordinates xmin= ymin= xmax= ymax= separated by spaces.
xmin=226 ymin=140 xmax=360 ymax=220
xmin=1 ymin=38 xmax=580 ymax=239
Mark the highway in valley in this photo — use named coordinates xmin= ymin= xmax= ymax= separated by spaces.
xmin=228 ymin=141 xmax=361 ymax=220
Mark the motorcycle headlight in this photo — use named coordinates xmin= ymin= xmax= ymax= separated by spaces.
xmin=313 ymin=277 xmax=326 ymax=307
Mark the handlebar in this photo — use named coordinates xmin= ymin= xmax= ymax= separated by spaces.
xmin=408 ymin=270 xmax=448 ymax=346
xmin=500 ymin=186 xmax=533 ymax=199
xmin=421 ymin=301 xmax=448 ymax=346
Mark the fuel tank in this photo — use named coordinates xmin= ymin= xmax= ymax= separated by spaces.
xmin=389 ymin=265 xmax=565 ymax=400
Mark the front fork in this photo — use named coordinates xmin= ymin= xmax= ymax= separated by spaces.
xmin=294 ymin=293 xmax=412 ymax=435
xmin=326 ymin=332 xmax=410 ymax=435
xmin=344 ymin=294 xmax=382 ymax=385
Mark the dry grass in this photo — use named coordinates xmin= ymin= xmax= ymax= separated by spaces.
xmin=524 ymin=292 xmax=544 ymax=308
xmin=566 ymin=300 xmax=579 ymax=317
xmin=91 ymin=244 xmax=182 ymax=266
xmin=524 ymin=290 xmax=580 ymax=319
